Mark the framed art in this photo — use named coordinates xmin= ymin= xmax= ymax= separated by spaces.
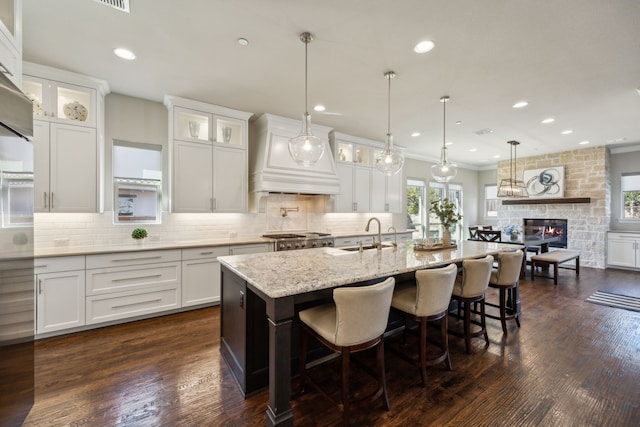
xmin=523 ymin=166 xmax=565 ymax=198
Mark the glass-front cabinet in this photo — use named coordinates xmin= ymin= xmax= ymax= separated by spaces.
xmin=174 ymin=107 xmax=245 ymax=147
xmin=0 ymin=0 xmax=21 ymax=86
xmin=335 ymin=140 xmax=371 ymax=166
xmin=22 ymin=76 xmax=97 ymax=127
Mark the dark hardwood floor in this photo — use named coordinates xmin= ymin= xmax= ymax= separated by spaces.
xmin=23 ymin=267 xmax=640 ymax=426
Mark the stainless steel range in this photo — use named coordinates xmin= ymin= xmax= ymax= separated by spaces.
xmin=263 ymin=232 xmax=334 ymax=251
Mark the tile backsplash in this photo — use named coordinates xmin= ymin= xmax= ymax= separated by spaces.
xmin=34 ymin=194 xmax=400 ymax=249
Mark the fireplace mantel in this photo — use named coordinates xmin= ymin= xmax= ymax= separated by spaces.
xmin=502 ymin=197 xmax=591 ymax=205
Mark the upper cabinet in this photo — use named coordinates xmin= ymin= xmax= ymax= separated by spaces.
xmin=164 ymin=96 xmax=252 ymax=213
xmin=0 ymin=0 xmax=21 ymax=87
xmin=23 ymin=62 xmax=109 ymax=213
xmin=330 ymin=131 xmax=404 ymax=214
xmin=22 ymin=76 xmax=98 ymax=127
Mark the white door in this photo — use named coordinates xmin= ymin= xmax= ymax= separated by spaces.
xmin=213 ymin=146 xmax=246 ymax=212
xmin=49 ymin=123 xmax=97 ymax=212
xmin=182 ymin=258 xmax=220 ymax=306
xmin=370 ymin=170 xmax=386 ymax=212
xmin=36 ymin=271 xmax=86 ymax=334
xmin=172 ymin=140 xmax=213 ymax=213
xmin=353 ymin=166 xmax=371 ymax=213
xmin=32 ymin=120 xmax=50 ymax=212
xmin=336 ymin=163 xmax=354 ymax=212
xmin=607 ymin=239 xmax=637 ymax=268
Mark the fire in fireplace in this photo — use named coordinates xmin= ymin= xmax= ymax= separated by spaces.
xmin=523 ymin=218 xmax=568 ymax=248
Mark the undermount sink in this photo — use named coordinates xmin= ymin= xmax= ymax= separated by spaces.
xmin=340 ymin=244 xmax=394 ymax=252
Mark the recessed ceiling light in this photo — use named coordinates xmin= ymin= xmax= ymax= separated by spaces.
xmin=414 ymin=40 xmax=435 ymax=53
xmin=493 ymin=155 xmax=501 ymax=158
xmin=469 ymin=148 xmax=477 ymax=152
xmin=313 ymin=105 xmax=326 ymax=112
xmin=512 ymin=101 xmax=528 ymax=109
xmin=541 ymin=117 xmax=555 ymax=124
xmin=455 ymin=121 xmax=462 ymax=125
xmin=113 ymin=48 xmax=136 ymax=60
xmin=579 ymin=140 xmax=590 ymax=145
xmin=561 ymin=130 xmax=573 ymax=135
xmin=445 ymin=141 xmax=453 ymax=146
xmin=238 ymin=38 xmax=249 ymax=46
xmin=411 ymin=132 xmax=421 ymax=137
xmin=606 ymin=137 xmax=627 ymax=143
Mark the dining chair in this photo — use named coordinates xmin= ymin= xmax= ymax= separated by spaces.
xmin=477 ymin=230 xmax=502 ymax=242
xmin=298 ymin=277 xmax=395 ymax=423
xmin=486 ymin=250 xmax=524 ymax=334
xmin=468 ymin=226 xmax=479 ymax=240
xmin=390 ymin=264 xmax=457 ymax=386
xmin=450 ymin=255 xmax=493 ymax=353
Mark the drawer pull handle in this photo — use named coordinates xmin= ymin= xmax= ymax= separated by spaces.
xmin=239 ymin=290 xmax=244 ymax=309
xmin=111 ymin=274 xmax=162 ymax=282
xmin=38 ymin=279 xmax=42 ymax=295
xmin=111 ymin=256 xmax=162 ymax=262
xmin=200 ymin=251 xmax=214 ymax=255
xmin=34 ymin=265 xmax=48 ymax=269
xmin=112 ymin=299 xmax=162 ymax=309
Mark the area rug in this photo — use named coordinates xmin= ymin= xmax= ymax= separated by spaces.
xmin=585 ymin=291 xmax=640 ymax=312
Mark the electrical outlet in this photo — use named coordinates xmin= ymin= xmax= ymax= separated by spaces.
xmin=54 ymin=238 xmax=69 ymax=246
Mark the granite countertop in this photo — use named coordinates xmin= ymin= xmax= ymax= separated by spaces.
xmin=35 ymin=236 xmax=274 ymax=258
xmin=218 ymin=240 xmax=522 ymax=299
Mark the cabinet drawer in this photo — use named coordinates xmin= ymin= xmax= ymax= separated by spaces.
xmin=86 ymin=285 xmax=180 ymax=325
xmin=229 ymin=243 xmax=271 ymax=255
xmin=182 ymin=246 xmax=229 ymax=260
xmin=35 ymin=256 xmax=85 ymax=274
xmin=86 ymin=249 xmax=181 ymax=269
xmin=86 ymin=262 xmax=181 ymax=296
xmin=334 ymin=236 xmax=374 ymax=248
xmin=608 ymin=233 xmax=640 ymax=240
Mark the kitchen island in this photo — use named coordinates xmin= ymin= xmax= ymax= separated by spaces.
xmin=218 ymin=240 xmax=522 ymax=427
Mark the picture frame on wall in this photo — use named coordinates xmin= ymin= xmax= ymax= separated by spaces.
xmin=523 ymin=166 xmax=565 ymax=198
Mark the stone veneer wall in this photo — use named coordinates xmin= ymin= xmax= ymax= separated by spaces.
xmin=496 ymin=146 xmax=610 ymax=268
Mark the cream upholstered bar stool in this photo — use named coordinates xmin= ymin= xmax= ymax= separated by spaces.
xmin=298 ymin=277 xmax=395 ymax=423
xmin=390 ymin=264 xmax=457 ymax=386
xmin=450 ymin=255 xmax=494 ymax=354
xmin=487 ymin=250 xmax=524 ymax=335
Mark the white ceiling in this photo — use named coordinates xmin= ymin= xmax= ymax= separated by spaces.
xmin=22 ymin=0 xmax=640 ymax=169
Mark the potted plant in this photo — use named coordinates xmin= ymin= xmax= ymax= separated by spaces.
xmin=131 ymin=227 xmax=148 ymax=244
xmin=504 ymin=224 xmax=522 ymax=241
xmin=430 ymin=198 xmax=462 ymax=246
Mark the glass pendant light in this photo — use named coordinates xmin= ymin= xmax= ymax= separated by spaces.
xmin=497 ymin=140 xmax=529 ymax=197
xmin=431 ymin=96 xmax=457 ymax=182
xmin=288 ymin=32 xmax=325 ymax=166
xmin=374 ymin=71 xmax=404 ymax=176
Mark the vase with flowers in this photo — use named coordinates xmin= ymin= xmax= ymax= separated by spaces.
xmin=503 ymin=224 xmax=522 ymax=241
xmin=430 ymin=198 xmax=462 ymax=246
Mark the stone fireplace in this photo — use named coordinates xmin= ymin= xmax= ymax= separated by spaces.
xmin=497 ymin=146 xmax=610 ymax=269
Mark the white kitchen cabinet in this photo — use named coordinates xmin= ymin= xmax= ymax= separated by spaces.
xmin=23 ymin=63 xmax=108 ymax=213
xmin=607 ymin=232 xmax=640 ymax=269
xmin=22 ymin=75 xmax=97 ymax=127
xmin=229 ymin=243 xmax=272 ymax=255
xmin=0 ymin=0 xmax=21 ymax=87
xmin=336 ymin=162 xmax=371 ymax=213
xmin=331 ymin=131 xmax=404 ymax=214
xmin=85 ymin=249 xmax=181 ymax=325
xmin=165 ymin=96 xmax=252 ymax=214
xmin=182 ymin=246 xmax=229 ymax=306
xmin=35 ymin=256 xmax=86 ymax=334
xmin=33 ymin=121 xmax=97 ymax=212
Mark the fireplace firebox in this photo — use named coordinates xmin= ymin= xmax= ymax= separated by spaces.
xmin=523 ymin=218 xmax=567 ymax=248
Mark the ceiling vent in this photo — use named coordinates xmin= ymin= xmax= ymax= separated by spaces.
xmin=92 ymin=0 xmax=130 ymax=13
xmin=473 ymin=128 xmax=494 ymax=136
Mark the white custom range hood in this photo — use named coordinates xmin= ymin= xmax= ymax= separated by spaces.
xmin=249 ymin=114 xmax=340 ymax=207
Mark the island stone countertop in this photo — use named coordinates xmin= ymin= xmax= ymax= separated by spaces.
xmin=218 ymin=240 xmax=521 ymax=299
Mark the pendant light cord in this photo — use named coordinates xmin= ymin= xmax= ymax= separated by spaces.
xmin=442 ymin=98 xmax=446 ymax=149
xmin=304 ymin=37 xmax=308 ymax=115
xmin=387 ymin=74 xmax=391 ymax=135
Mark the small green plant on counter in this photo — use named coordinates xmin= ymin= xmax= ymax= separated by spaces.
xmin=430 ymin=198 xmax=462 ymax=231
xmin=131 ymin=228 xmax=148 ymax=240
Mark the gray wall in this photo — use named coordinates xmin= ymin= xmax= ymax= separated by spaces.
xmin=609 ymin=149 xmax=640 ymax=231
xmin=104 ymin=94 xmax=169 ymax=212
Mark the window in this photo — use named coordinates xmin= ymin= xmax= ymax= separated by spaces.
xmin=622 ymin=174 xmax=640 ymax=219
xmin=406 ymin=179 xmax=426 ymax=239
xmin=485 ymin=184 xmax=498 ymax=217
xmin=113 ymin=140 xmax=162 ymax=224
